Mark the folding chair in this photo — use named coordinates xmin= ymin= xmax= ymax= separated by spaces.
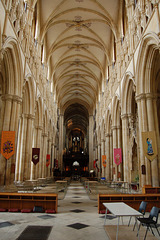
xmin=137 ymin=206 xmax=160 ymax=240
xmin=128 ymin=201 xmax=147 ymax=230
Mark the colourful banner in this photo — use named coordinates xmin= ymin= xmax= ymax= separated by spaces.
xmin=94 ymin=159 xmax=98 ymax=169
xmin=1 ymin=131 xmax=15 ymax=159
xmin=46 ymin=154 xmax=50 ymax=167
xmin=102 ymin=155 xmax=106 ymax=167
xmin=142 ymin=131 xmax=157 ymax=161
xmin=32 ymin=148 xmax=40 ymax=165
xmin=114 ymin=148 xmax=122 ymax=165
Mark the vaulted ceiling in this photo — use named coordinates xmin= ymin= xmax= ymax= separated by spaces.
xmin=38 ymin=0 xmax=120 ymax=133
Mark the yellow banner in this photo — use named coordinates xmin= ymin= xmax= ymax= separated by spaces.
xmin=102 ymin=155 xmax=106 ymax=168
xmin=142 ymin=131 xmax=157 ymax=161
xmin=1 ymin=131 xmax=15 ymax=159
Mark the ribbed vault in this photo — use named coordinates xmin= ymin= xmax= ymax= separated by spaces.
xmin=64 ymin=103 xmax=88 ymax=135
xmin=36 ymin=0 xmax=120 ymax=117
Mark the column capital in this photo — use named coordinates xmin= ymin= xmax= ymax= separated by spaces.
xmin=135 ymin=93 xmax=146 ymax=102
xmin=136 ymin=93 xmax=157 ymax=102
xmin=42 ymin=132 xmax=48 ymax=137
xmin=22 ymin=113 xmax=29 ymax=119
xmin=28 ymin=114 xmax=35 ymax=120
xmin=12 ymin=95 xmax=22 ymax=104
xmin=121 ymin=114 xmax=129 ymax=120
xmin=105 ymin=133 xmax=111 ymax=137
xmin=1 ymin=94 xmax=13 ymax=102
xmin=111 ymin=125 xmax=117 ymax=130
xmin=145 ymin=93 xmax=157 ymax=100
xmin=1 ymin=94 xmax=23 ymax=104
xmin=35 ymin=125 xmax=43 ymax=131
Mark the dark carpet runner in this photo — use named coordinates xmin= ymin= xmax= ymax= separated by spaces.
xmin=16 ymin=225 xmax=52 ymax=240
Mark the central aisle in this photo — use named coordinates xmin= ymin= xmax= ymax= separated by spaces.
xmin=51 ymin=181 xmax=109 ymax=240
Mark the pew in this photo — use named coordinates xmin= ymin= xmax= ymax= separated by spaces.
xmin=0 ymin=192 xmax=58 ymax=213
xmin=98 ymin=193 xmax=160 ymax=213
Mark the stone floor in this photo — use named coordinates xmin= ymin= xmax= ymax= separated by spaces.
xmin=0 ymin=181 xmax=159 ymax=240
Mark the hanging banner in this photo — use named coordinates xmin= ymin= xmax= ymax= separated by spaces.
xmin=142 ymin=131 xmax=157 ymax=161
xmin=1 ymin=131 xmax=15 ymax=159
xmin=32 ymin=148 xmax=40 ymax=165
xmin=114 ymin=148 xmax=122 ymax=165
xmin=46 ymin=154 xmax=50 ymax=167
xmin=102 ymin=155 xmax=106 ymax=167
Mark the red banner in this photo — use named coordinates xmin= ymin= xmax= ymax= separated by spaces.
xmin=114 ymin=148 xmax=122 ymax=165
xmin=32 ymin=148 xmax=40 ymax=165
xmin=94 ymin=159 xmax=98 ymax=169
xmin=46 ymin=154 xmax=50 ymax=167
xmin=1 ymin=131 xmax=15 ymax=159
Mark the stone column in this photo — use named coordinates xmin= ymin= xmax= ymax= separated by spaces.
xmin=93 ymin=147 xmax=95 ymax=170
xmin=36 ymin=126 xmax=43 ymax=179
xmin=10 ymin=96 xmax=22 ymax=184
xmin=121 ymin=114 xmax=129 ymax=182
xmin=42 ymin=132 xmax=48 ymax=178
xmin=56 ymin=148 xmax=59 ymax=167
xmin=146 ymin=94 xmax=159 ymax=186
xmin=89 ymin=115 xmax=94 ymax=171
xmin=51 ymin=143 xmax=55 ymax=176
xmin=94 ymin=145 xmax=98 ymax=176
xmin=18 ymin=114 xmax=28 ymax=181
xmin=98 ymin=143 xmax=101 ymax=179
xmin=153 ymin=97 xmax=160 ymax=182
xmin=15 ymin=116 xmax=22 ymax=182
xmin=30 ymin=127 xmax=36 ymax=180
xmin=23 ymin=114 xmax=35 ymax=180
xmin=0 ymin=95 xmax=22 ymax=185
xmin=101 ymin=139 xmax=105 ymax=177
xmin=112 ymin=126 xmax=117 ymax=180
xmin=59 ymin=114 xmax=64 ymax=173
xmin=141 ymin=95 xmax=151 ymax=185
xmin=109 ymin=133 xmax=113 ymax=180
xmin=2 ymin=94 xmax=12 ymax=130
xmin=136 ymin=94 xmax=146 ymax=188
xmin=47 ymin=138 xmax=52 ymax=177
xmin=1 ymin=95 xmax=13 ymax=185
xmin=117 ymin=126 xmax=122 ymax=180
xmin=54 ymin=145 xmax=57 ymax=162
xmin=105 ymin=134 xmax=110 ymax=180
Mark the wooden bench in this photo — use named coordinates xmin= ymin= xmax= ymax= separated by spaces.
xmin=142 ymin=186 xmax=160 ymax=194
xmin=0 ymin=192 xmax=58 ymax=213
xmin=98 ymin=193 xmax=160 ymax=213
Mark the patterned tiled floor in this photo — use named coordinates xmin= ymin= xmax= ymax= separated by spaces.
xmin=0 ymin=181 xmax=108 ymax=240
xmin=0 ymin=181 xmax=159 ymax=240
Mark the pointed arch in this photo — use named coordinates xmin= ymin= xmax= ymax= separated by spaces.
xmin=2 ymin=37 xmax=23 ymax=96
xmin=112 ymin=95 xmax=121 ymax=126
xmin=23 ymin=75 xmax=35 ymax=115
xmin=121 ymin=72 xmax=136 ymax=115
xmin=136 ymin=32 xmax=160 ymax=95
